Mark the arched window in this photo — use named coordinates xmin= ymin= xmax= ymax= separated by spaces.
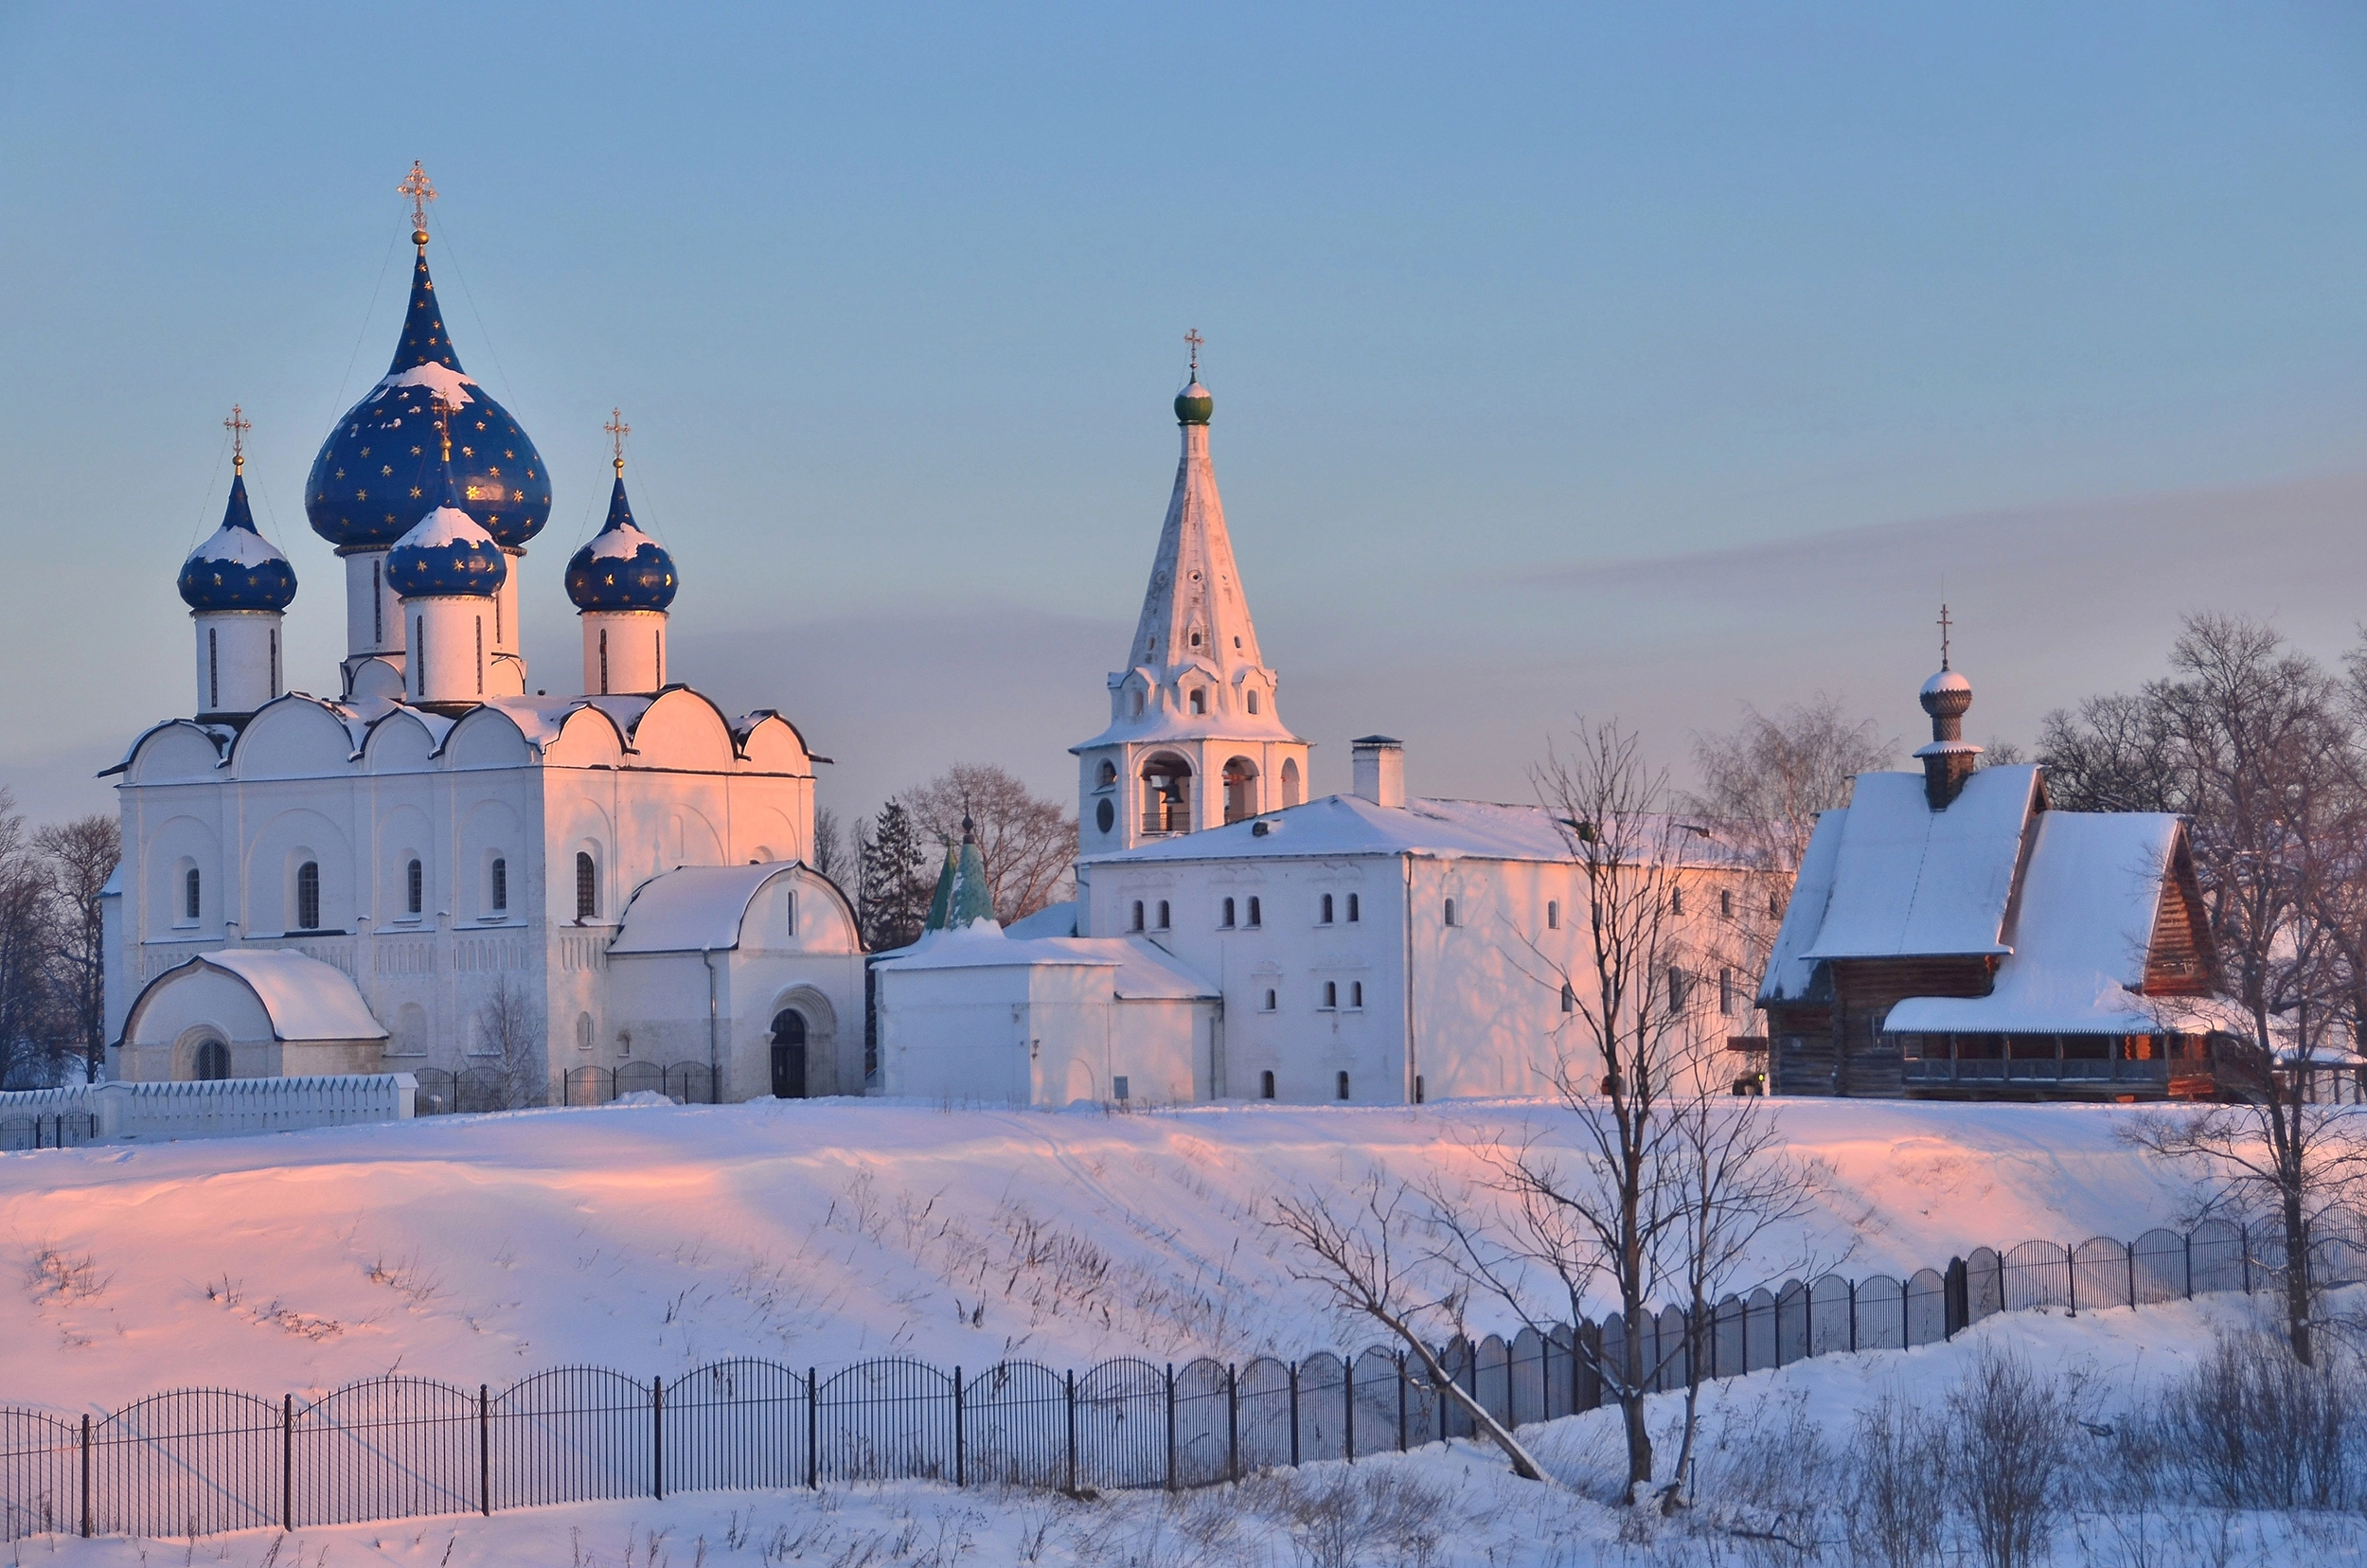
xmin=1320 ymin=894 xmax=1334 ymax=925
xmin=1221 ymin=898 xmax=1237 ymax=928
xmin=1336 ymin=1071 xmax=1350 ymax=1101
xmin=1221 ymin=757 xmax=1257 ymax=824
xmin=295 ymin=862 xmax=321 ymax=931
xmin=1247 ymin=689 xmax=1259 ymax=715
xmin=1442 ymin=898 xmax=1457 ymax=927
xmin=1131 ymin=900 xmax=1146 ymax=932
xmin=1260 ymin=1070 xmax=1275 ymax=1099
xmin=406 ymin=859 xmax=423 ymax=917
xmin=1280 ymin=757 xmax=1302 ymax=808
xmin=1346 ymin=893 xmax=1360 ymax=923
xmin=184 ymin=867 xmax=201 ymax=922
xmin=1130 ymin=689 xmax=1145 ymax=717
xmin=1350 ymin=982 xmax=1363 ymax=1008
xmin=1246 ymin=897 xmax=1262 ymax=928
xmin=1546 ymin=900 xmax=1558 ymax=930
xmin=1156 ymin=900 xmax=1171 ymax=930
xmin=1141 ymin=755 xmax=1193 ymax=834
xmin=577 ymin=1012 xmax=595 ymax=1050
xmin=1097 ymin=760 xmax=1118 ymax=787
xmin=1322 ymin=981 xmax=1337 ymax=1009
xmin=1189 ymin=689 xmax=1206 ymax=715
xmin=576 ymin=852 xmax=598 ymax=920
xmin=193 ymin=1038 xmax=230 ymax=1080
xmin=490 ymin=858 xmax=508 ymax=914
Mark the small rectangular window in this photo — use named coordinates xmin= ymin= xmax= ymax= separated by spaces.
xmin=1561 ymin=982 xmax=1575 ymax=1014
xmin=1336 ymin=1071 xmax=1350 ymax=1101
xmin=184 ymin=867 xmax=201 ymax=921
xmin=1547 ymin=900 xmax=1558 ymax=930
xmin=1262 ymin=989 xmax=1277 ymax=1012
xmin=1322 ymin=981 xmax=1337 ymax=1009
xmin=1346 ymin=893 xmax=1359 ymax=923
xmin=1247 ymin=690 xmax=1259 ymax=714
xmin=1720 ymin=968 xmax=1737 ymax=1015
xmin=1414 ymin=1075 xmax=1425 ymax=1104
xmin=1443 ymin=898 xmax=1457 ymax=927
xmin=785 ymin=890 xmax=797 ymax=935
xmin=1112 ymin=1075 xmax=1130 ymax=1101
xmin=1260 ymin=1070 xmax=1275 ymax=1098
xmin=406 ymin=859 xmax=423 ymax=916
xmin=295 ymin=861 xmax=320 ymax=932
xmin=491 ymin=857 xmax=508 ymax=914
xmin=576 ymin=852 xmax=597 ymax=920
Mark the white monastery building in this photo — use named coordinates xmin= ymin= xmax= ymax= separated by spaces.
xmin=872 ymin=361 xmax=1771 ymax=1105
xmin=102 ymin=178 xmax=863 ymax=1104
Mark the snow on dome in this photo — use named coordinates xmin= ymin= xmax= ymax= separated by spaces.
xmin=1174 ymin=378 xmax=1214 ymax=425
xmin=179 ymin=472 xmax=296 ymax=612
xmin=565 ymin=476 xmax=678 ymax=612
xmin=306 ymin=246 xmax=550 ymax=550
xmin=1921 ymin=669 xmax=1972 ymax=697
xmin=386 ymin=502 xmax=507 ymax=597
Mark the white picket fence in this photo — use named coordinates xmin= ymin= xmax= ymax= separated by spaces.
xmin=0 ymin=1074 xmax=416 ymax=1147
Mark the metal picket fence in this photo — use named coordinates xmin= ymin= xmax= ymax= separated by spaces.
xmin=0 ymin=1216 xmax=2302 ymax=1541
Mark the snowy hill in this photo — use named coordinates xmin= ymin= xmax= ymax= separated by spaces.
xmin=0 ymin=1096 xmax=2216 ymax=1414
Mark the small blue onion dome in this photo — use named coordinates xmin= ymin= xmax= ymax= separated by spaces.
xmin=178 ymin=471 xmax=297 ymax=611
xmin=1174 ymin=377 xmax=1213 ymax=425
xmin=565 ymin=474 xmax=679 ymax=611
xmin=305 ymin=245 xmax=551 ymax=551
xmin=386 ymin=467 xmax=508 ymax=597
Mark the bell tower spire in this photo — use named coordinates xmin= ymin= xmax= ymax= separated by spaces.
xmin=1071 ymin=342 xmax=1310 ymax=854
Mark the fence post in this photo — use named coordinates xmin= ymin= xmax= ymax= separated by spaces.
xmin=651 ymin=1376 xmax=664 ymax=1501
xmin=1944 ymin=1258 xmax=1967 ymax=1339
xmin=1397 ymin=1352 xmax=1409 ymax=1452
xmin=1164 ymin=1363 xmax=1176 ymax=1491
xmin=1288 ymin=1363 xmax=1301 ymax=1468
xmin=2242 ymin=1223 xmax=2253 ymax=1294
xmin=478 ymin=1385 xmax=490 ymax=1516
xmin=1902 ymin=1274 xmax=1911 ymax=1348
xmin=2127 ymin=1241 xmax=2137 ymax=1310
xmin=1064 ymin=1370 xmax=1077 ymax=1495
xmin=952 ymin=1366 xmax=964 ymax=1489
xmin=1344 ymin=1353 xmax=1355 ymax=1462
xmin=282 ymin=1392 xmax=294 ymax=1530
xmin=2066 ymin=1243 xmax=2078 ymax=1316
xmin=1799 ymin=1284 xmax=1809 ymax=1363
xmin=2184 ymin=1230 xmax=2194 ymax=1299
xmin=1847 ymin=1282 xmax=1858 ymax=1353
xmin=807 ymin=1369 xmax=819 ymax=1490
xmin=79 ymin=1413 xmax=89 ymax=1539
xmin=1227 ymin=1364 xmax=1239 ymax=1483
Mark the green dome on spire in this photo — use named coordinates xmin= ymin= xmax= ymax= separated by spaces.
xmin=1174 ymin=379 xmax=1213 ymax=425
xmin=924 ymin=817 xmax=995 ymax=931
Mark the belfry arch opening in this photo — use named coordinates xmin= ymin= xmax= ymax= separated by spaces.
xmin=1222 ymin=757 xmax=1258 ymax=824
xmin=1141 ymin=754 xmax=1192 ymax=835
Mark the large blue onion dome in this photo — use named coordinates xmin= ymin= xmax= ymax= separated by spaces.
xmin=178 ymin=468 xmax=297 ymax=611
xmin=305 ymin=245 xmax=551 ymax=551
xmin=386 ymin=465 xmax=508 ymax=598
xmin=564 ymin=473 xmax=678 ymax=612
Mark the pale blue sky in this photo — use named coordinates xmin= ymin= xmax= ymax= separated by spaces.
xmin=4 ymin=4 xmax=2365 ymax=827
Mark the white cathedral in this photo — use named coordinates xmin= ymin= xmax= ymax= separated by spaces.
xmin=102 ymin=179 xmax=1766 ymax=1109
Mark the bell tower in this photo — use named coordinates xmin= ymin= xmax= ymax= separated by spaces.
xmin=1072 ymin=337 xmax=1310 ymax=855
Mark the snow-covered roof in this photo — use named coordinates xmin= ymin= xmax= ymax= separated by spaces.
xmin=1005 ymin=900 xmax=1079 ymax=939
xmin=1883 ymin=811 xmax=2235 ymax=1035
xmin=872 ymin=923 xmax=1219 ymax=1001
xmin=126 ymin=950 xmax=388 ymax=1043
xmin=609 ymin=863 xmax=803 ymax=954
xmin=1084 ymin=793 xmax=1759 ymax=869
xmin=1758 ymin=810 xmax=1845 ymax=1005
xmin=1800 ymin=766 xmax=2043 ymax=960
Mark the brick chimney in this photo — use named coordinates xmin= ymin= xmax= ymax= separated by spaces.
xmin=1351 ymin=735 xmax=1405 ymax=809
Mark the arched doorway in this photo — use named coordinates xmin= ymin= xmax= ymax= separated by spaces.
xmin=192 ymin=1037 xmax=230 ymax=1081
xmin=771 ymin=1010 xmax=808 ymax=1098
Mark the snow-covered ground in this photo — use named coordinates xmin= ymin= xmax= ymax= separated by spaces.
xmin=0 ymin=1095 xmax=2222 ymax=1415
xmin=9 ymin=1295 xmax=2364 ymax=1566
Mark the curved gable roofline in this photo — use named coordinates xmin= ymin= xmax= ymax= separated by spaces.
xmin=224 ymin=691 xmax=371 ymax=772
xmin=434 ymin=701 xmax=532 ymax=760
xmin=359 ymin=704 xmax=443 ymax=758
xmin=637 ymin=684 xmax=736 ymax=740
xmin=732 ymin=707 xmax=831 ymax=765
xmin=554 ymin=700 xmax=633 ymax=754
xmin=116 ymin=949 xmax=388 ymax=1048
xmin=610 ymin=861 xmax=826 ymax=954
xmin=100 ymin=718 xmax=235 ymax=778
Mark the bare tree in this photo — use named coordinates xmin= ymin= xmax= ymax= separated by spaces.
xmin=898 ymin=764 xmax=1075 ymax=923
xmin=2049 ymin=615 xmax=2367 ymax=1363
xmin=809 ymin=806 xmax=850 ymax=888
xmin=1685 ymin=697 xmax=1892 ymax=878
xmin=1269 ymin=1174 xmax=1551 ymax=1483
xmin=0 ymin=793 xmax=62 ymax=1089
xmin=475 ymin=978 xmax=547 ymax=1110
xmin=38 ymin=814 xmax=118 ymax=1081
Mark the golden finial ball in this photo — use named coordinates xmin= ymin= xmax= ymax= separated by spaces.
xmin=413 ymin=228 xmax=431 ymax=246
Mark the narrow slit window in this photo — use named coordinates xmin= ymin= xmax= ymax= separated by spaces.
xmin=1350 ymin=981 xmax=1363 ymax=1008
xmin=295 ymin=862 xmax=320 ymax=931
xmin=1322 ymin=981 xmax=1337 ymax=1009
xmin=1247 ymin=690 xmax=1259 ymax=715
xmin=207 ymin=628 xmax=219 ymax=710
xmin=576 ymin=852 xmax=597 ymax=920
xmin=406 ymin=859 xmax=423 ymax=916
xmin=1131 ymin=900 xmax=1146 ymax=933
xmin=1561 ymin=982 xmax=1576 ymax=1014
xmin=1221 ymin=898 xmax=1236 ymax=928
xmin=1414 ymin=1075 xmax=1425 ymax=1104
xmin=1156 ymin=900 xmax=1171 ymax=930
xmin=1320 ymin=894 xmax=1334 ymax=924
xmin=1547 ymin=900 xmax=1558 ymax=930
xmin=1336 ymin=1071 xmax=1350 ymax=1101
xmin=1720 ymin=889 xmax=1735 ymax=918
xmin=1247 ymin=896 xmax=1262 ymax=928
xmin=1346 ymin=893 xmax=1359 ymax=923
xmin=491 ymin=857 xmax=507 ymax=914
xmin=1260 ymin=1070 xmax=1275 ymax=1099
xmin=1443 ymin=898 xmax=1457 ymax=927
xmin=1262 ymin=989 xmax=1277 ymax=1012
xmin=184 ymin=867 xmax=201 ymax=921
xmin=372 ymin=560 xmax=383 ymax=643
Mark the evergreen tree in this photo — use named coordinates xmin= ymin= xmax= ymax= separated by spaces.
xmin=858 ymin=801 xmax=930 ymax=951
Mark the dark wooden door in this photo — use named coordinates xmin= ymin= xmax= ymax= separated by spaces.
xmin=770 ymin=1010 xmax=808 ymax=1098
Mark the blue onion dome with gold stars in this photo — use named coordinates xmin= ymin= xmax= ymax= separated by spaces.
xmin=386 ymin=462 xmax=508 ymax=598
xmin=306 ymin=243 xmax=551 ymax=552
xmin=565 ymin=470 xmax=679 ymax=612
xmin=178 ymin=467 xmax=296 ymax=612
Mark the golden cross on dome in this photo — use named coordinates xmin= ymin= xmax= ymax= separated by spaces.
xmin=1184 ymin=328 xmax=1202 ymax=376
xmin=1937 ymin=603 xmax=1953 ymax=671
xmin=222 ymin=404 xmax=250 ymax=473
xmin=399 ymin=161 xmax=437 ymax=243
xmin=604 ymin=408 xmax=631 ymax=474
xmin=431 ymin=393 xmax=454 ymax=464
